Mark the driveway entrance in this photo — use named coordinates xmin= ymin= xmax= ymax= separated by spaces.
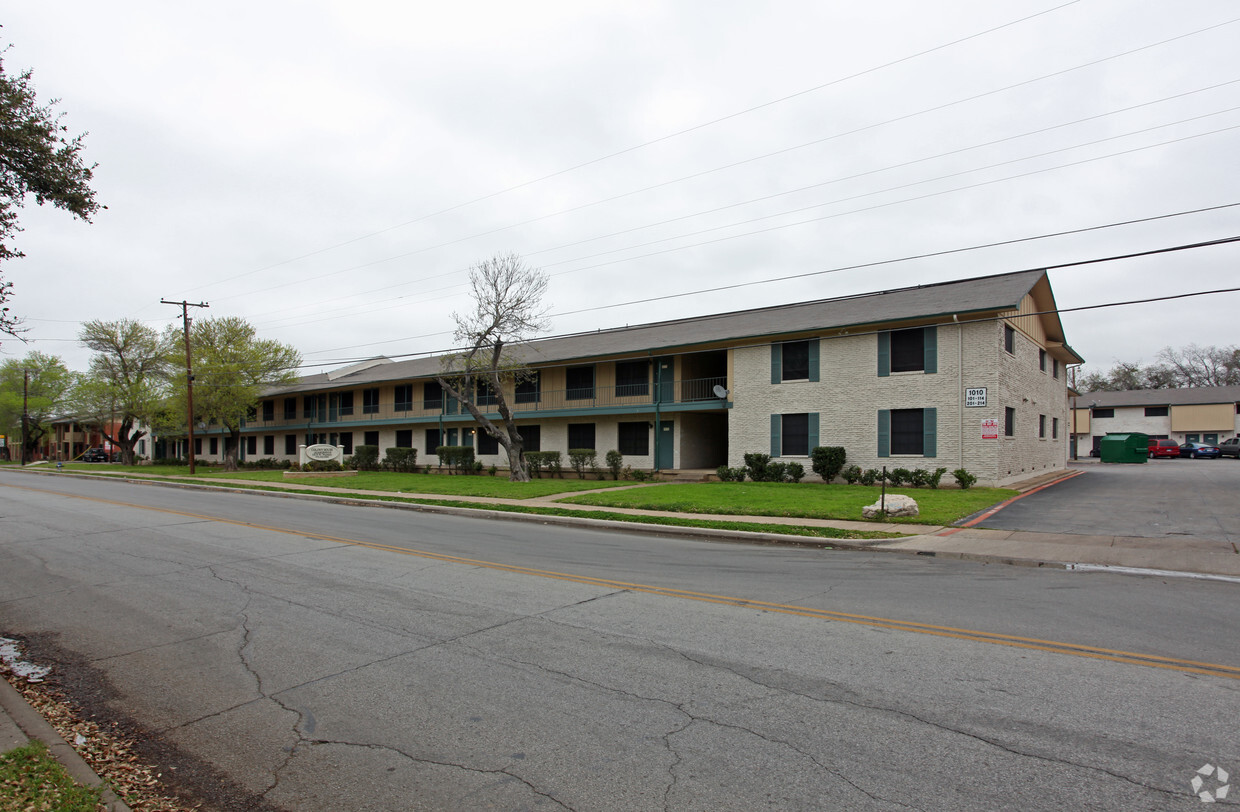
xmin=980 ymin=459 xmax=1240 ymax=545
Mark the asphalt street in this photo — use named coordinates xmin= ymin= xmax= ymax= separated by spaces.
xmin=2 ymin=471 xmax=1238 ymax=810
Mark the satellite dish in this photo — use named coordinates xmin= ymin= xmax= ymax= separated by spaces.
xmin=712 ymin=385 xmax=729 ymax=398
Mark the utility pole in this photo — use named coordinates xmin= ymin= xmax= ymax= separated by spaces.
xmin=20 ymin=369 xmax=28 ymax=466
xmin=162 ymin=299 xmax=209 ymax=474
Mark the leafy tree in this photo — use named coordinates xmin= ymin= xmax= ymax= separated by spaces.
xmin=436 ymin=253 xmax=549 ymax=482
xmin=170 ymin=316 xmax=299 ymax=471
xmin=73 ymin=319 xmax=172 ymax=464
xmin=0 ymin=52 xmax=100 ymax=341
xmin=0 ymin=352 xmax=71 ymax=461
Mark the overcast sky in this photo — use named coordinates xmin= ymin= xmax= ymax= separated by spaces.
xmin=3 ymin=1 xmax=1238 ymax=380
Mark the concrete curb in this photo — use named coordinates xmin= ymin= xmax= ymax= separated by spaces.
xmin=0 ymin=676 xmax=131 ymax=811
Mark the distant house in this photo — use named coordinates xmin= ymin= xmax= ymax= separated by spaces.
xmin=1071 ymin=386 xmax=1240 ymax=456
xmin=195 ymin=268 xmax=1082 ymax=486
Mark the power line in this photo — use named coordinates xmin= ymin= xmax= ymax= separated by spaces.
xmin=186 ymin=2 xmax=1085 ymax=294
xmin=290 ymin=232 xmax=1240 ymax=363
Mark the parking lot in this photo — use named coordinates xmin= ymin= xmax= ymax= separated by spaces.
xmin=980 ymin=457 xmax=1240 ymax=544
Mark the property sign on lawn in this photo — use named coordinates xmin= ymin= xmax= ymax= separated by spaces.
xmin=965 ymin=387 xmax=987 ymax=407
xmin=981 ymin=418 xmax=1000 ymax=439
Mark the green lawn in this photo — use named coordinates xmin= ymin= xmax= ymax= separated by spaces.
xmin=559 ymin=481 xmax=1016 ymax=525
xmin=0 ymin=741 xmax=103 ymax=811
xmin=53 ymin=464 xmax=637 ymax=499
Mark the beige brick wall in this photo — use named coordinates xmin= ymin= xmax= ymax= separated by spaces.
xmin=728 ymin=321 xmax=1071 ymax=485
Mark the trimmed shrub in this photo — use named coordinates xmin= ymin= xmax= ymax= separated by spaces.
xmin=810 ymin=446 xmax=846 ymax=483
xmin=488 ymin=464 xmax=498 ymax=476
xmin=887 ymin=468 xmax=912 ymax=487
xmin=544 ymin=451 xmax=563 ymax=478
xmin=350 ymin=445 xmax=380 ymax=471
xmin=568 ymin=449 xmax=597 ymax=479
xmin=859 ymin=468 xmax=880 ymax=486
xmin=605 ymin=450 xmax=624 ymax=480
xmin=716 ymin=465 xmax=747 ymax=482
xmin=953 ymin=468 xmax=978 ymax=489
xmin=927 ymin=467 xmax=948 ymax=489
xmin=841 ymin=465 xmax=863 ymax=485
xmin=785 ymin=462 xmax=805 ymax=483
xmin=437 ymin=446 xmax=475 ymax=474
xmin=907 ymin=468 xmax=929 ymax=488
xmin=382 ymin=447 xmax=418 ymax=473
xmin=303 ymin=459 xmax=343 ymax=472
xmin=743 ymin=452 xmax=771 ymax=482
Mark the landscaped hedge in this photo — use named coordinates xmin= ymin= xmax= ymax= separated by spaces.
xmin=568 ymin=449 xmax=598 ymax=479
xmin=810 ymin=446 xmax=846 ymax=482
xmin=525 ymin=451 xmax=563 ymax=478
xmin=382 ymin=447 xmax=418 ymax=472
xmin=436 ymin=445 xmax=475 ymax=474
xmin=349 ymin=445 xmax=380 ymax=471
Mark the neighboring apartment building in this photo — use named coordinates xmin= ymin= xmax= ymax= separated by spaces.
xmin=196 ymin=268 xmax=1082 ymax=486
xmin=1071 ymin=386 xmax=1240 ymax=456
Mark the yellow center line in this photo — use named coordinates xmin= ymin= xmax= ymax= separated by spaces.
xmin=7 ymin=480 xmax=1239 ymax=680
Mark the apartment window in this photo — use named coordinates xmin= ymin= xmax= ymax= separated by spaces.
xmin=618 ymin=422 xmax=649 ymax=456
xmin=194 ymin=438 xmax=203 ymax=455
xmin=283 ymin=398 xmax=297 ymax=420
xmin=284 ymin=434 xmax=296 ymax=455
xmin=394 ymin=384 xmax=413 ymax=412
xmin=567 ymin=366 xmax=595 ymax=400
xmin=1144 ymin=406 xmax=1169 ymax=417
xmin=891 ymin=330 xmax=924 ymax=373
xmin=1052 ymin=359 xmax=1060 ymax=379
xmin=395 ymin=429 xmax=412 ymax=448
xmin=246 ymin=406 xmax=258 ymax=422
xmin=262 ymin=400 xmax=274 ymax=422
xmin=1052 ymin=418 xmax=1059 ymax=439
xmin=425 ymin=429 xmax=440 ymax=455
xmin=303 ymin=395 xmax=317 ymax=420
xmin=1039 ymin=414 xmax=1046 ymax=439
xmin=362 ymin=388 xmax=380 ymax=414
xmin=423 ymin=381 xmax=443 ymax=410
xmin=568 ymin=423 xmax=595 ymax=450
xmin=1093 ymin=408 xmax=1115 ymax=418
xmin=615 ymin=361 xmax=649 ymax=397
xmin=364 ymin=430 xmax=379 ymax=447
xmin=515 ymin=372 xmax=541 ymax=404
xmin=209 ymin=437 xmax=219 ymax=455
xmin=263 ymin=435 xmax=275 ymax=455
xmin=1004 ymin=324 xmax=1016 ymax=355
xmin=477 ymin=379 xmax=498 ymax=406
xmin=1039 ymin=349 xmax=1047 ymax=372
xmin=245 ymin=436 xmax=257 ymax=455
xmin=878 ymin=328 xmax=936 ymax=376
xmin=519 ymin=425 xmax=540 ymax=452
xmin=338 ymin=391 xmax=354 ymax=416
xmin=893 ymin=409 xmax=926 ymax=455
xmin=340 ymin=432 xmax=353 ymax=455
xmin=771 ymin=339 xmax=820 ymax=383
xmin=1004 ymin=407 xmax=1016 ymax=437
xmin=477 ymin=429 xmax=499 ymax=456
xmin=782 ymin=413 xmax=811 ymax=456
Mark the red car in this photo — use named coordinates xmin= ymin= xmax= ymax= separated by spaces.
xmin=1148 ymin=439 xmax=1181 ymax=458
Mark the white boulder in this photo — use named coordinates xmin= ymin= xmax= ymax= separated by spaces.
xmin=862 ymin=494 xmax=919 ymax=519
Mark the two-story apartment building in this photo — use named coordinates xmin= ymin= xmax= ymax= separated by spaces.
xmin=198 ymin=268 xmax=1082 ymax=486
xmin=1071 ymin=386 xmax=1240 ymax=456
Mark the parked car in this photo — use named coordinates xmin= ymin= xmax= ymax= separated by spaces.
xmin=1148 ymin=438 xmax=1181 ymax=459
xmin=1179 ymin=442 xmax=1221 ymax=459
xmin=1220 ymin=438 xmax=1240 ymax=459
xmin=81 ymin=447 xmax=111 ymax=462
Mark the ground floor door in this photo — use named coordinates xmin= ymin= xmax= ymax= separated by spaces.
xmin=656 ymin=420 xmax=674 ymax=470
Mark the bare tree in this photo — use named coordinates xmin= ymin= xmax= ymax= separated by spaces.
xmin=1156 ymin=344 xmax=1240 ymax=387
xmin=436 ymin=253 xmax=549 ymax=481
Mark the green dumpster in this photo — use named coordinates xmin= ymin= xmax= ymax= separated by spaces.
xmin=1099 ymin=432 xmax=1149 ymax=464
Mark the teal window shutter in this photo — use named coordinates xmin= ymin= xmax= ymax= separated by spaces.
xmin=771 ymin=344 xmax=782 ymax=384
xmin=923 ymin=326 xmax=937 ymax=374
xmin=877 ymin=410 xmax=890 ymax=457
xmin=923 ymin=408 xmax=937 ymax=457
xmin=807 ymin=412 xmax=819 ymax=451
xmin=808 ymin=339 xmax=820 ymax=382
xmin=770 ymin=414 xmax=782 ymax=456
xmin=877 ymin=332 xmax=890 ymax=377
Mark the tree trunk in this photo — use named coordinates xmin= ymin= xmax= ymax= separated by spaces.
xmin=224 ymin=427 xmax=241 ymax=471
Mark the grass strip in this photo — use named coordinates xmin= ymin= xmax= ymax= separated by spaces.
xmin=559 ymin=481 xmax=1016 ymax=526
xmin=77 ymin=475 xmax=905 ymax=540
xmin=0 ymin=740 xmax=103 ymax=811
